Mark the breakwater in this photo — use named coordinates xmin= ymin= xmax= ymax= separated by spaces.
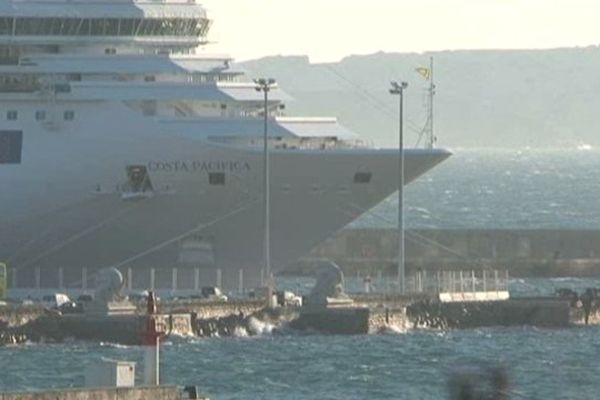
xmin=3 ymin=293 xmax=600 ymax=345
xmin=407 ymin=298 xmax=571 ymax=329
xmin=0 ymin=300 xmax=286 ymax=344
xmin=293 ymin=228 xmax=600 ymax=277
xmin=1 ymin=386 xmax=182 ymax=400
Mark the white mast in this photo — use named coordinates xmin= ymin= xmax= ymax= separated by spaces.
xmin=417 ymin=56 xmax=436 ymax=148
xmin=427 ymin=56 xmax=435 ymax=148
xmin=419 ymin=57 xmax=436 ymax=149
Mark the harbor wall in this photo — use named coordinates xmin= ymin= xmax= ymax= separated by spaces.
xmin=0 ymin=300 xmax=263 ymax=325
xmin=159 ymin=300 xmax=264 ymax=320
xmin=407 ymin=298 xmax=571 ymax=329
xmin=294 ymin=228 xmax=600 ymax=277
xmin=1 ymin=386 xmax=180 ymax=400
xmin=0 ymin=304 xmax=44 ymax=327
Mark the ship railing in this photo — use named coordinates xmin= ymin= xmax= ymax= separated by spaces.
xmin=0 ymin=56 xmax=19 ymax=66
xmin=424 ymin=269 xmax=510 ymax=295
xmin=357 ymin=269 xmax=510 ymax=297
xmin=269 ymin=139 xmax=373 ymax=151
xmin=0 ymin=81 xmax=41 ymax=93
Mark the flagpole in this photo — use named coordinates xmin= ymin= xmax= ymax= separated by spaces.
xmin=389 ymin=81 xmax=408 ymax=295
xmin=428 ymin=56 xmax=435 ymax=148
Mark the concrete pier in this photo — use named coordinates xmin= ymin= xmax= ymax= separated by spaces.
xmin=407 ymin=298 xmax=571 ymax=329
xmin=1 ymin=386 xmax=187 ymax=400
xmin=0 ymin=294 xmax=595 ymax=344
xmin=290 ymin=307 xmax=371 ymax=334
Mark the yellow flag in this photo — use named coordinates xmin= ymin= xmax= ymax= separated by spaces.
xmin=416 ymin=67 xmax=431 ymax=80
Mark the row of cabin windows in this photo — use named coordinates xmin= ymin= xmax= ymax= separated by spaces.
xmin=207 ymin=172 xmax=371 ymax=186
xmin=5 ymin=110 xmax=75 ymax=121
xmin=0 ymin=17 xmax=208 ymax=37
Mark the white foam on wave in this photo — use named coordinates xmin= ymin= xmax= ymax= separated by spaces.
xmin=264 ymin=377 xmax=292 ymax=389
xmin=232 ymin=326 xmax=249 ymax=337
xmin=99 ymin=342 xmax=130 ymax=349
xmin=246 ymin=316 xmax=276 ymax=336
xmin=374 ymin=323 xmax=409 ymax=335
xmin=549 ymin=277 xmax=585 ymax=283
xmin=168 ymin=331 xmax=195 ymax=339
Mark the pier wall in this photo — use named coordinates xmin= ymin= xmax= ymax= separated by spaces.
xmin=159 ymin=300 xmax=264 ymax=320
xmin=1 ymin=386 xmax=179 ymax=400
xmin=294 ymin=228 xmax=600 ymax=277
xmin=407 ymin=298 xmax=572 ymax=329
xmin=0 ymin=304 xmax=44 ymax=327
xmin=368 ymin=307 xmax=408 ymax=332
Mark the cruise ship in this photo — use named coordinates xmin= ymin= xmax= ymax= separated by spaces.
xmin=0 ymin=0 xmax=450 ymax=291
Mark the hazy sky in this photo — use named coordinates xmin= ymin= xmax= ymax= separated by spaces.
xmin=201 ymin=0 xmax=600 ymax=62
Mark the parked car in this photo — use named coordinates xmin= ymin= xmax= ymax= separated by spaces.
xmin=127 ymin=290 xmax=149 ymax=302
xmin=276 ymin=290 xmax=303 ymax=307
xmin=41 ymin=293 xmax=72 ymax=309
xmin=76 ymin=294 xmax=94 ymax=303
xmin=201 ymin=286 xmax=228 ymax=302
xmin=249 ymin=287 xmax=269 ymax=300
xmin=58 ymin=301 xmax=83 ymax=314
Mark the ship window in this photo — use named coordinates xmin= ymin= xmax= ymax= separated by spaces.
xmin=67 ymin=73 xmax=82 ymax=82
xmin=353 ymin=172 xmax=372 ymax=184
xmin=105 ymin=19 xmax=120 ymax=36
xmin=15 ymin=18 xmax=36 ymax=35
xmin=6 ymin=110 xmax=17 ymax=121
xmin=35 ymin=110 xmax=46 ymax=121
xmin=209 ymin=172 xmax=225 ymax=185
xmin=63 ymin=18 xmax=80 ymax=36
xmin=63 ymin=110 xmax=75 ymax=121
xmin=80 ymin=19 xmax=91 ymax=35
xmin=90 ymin=19 xmax=106 ymax=35
xmin=0 ymin=18 xmax=12 ymax=35
xmin=0 ymin=130 xmax=23 ymax=164
xmin=9 ymin=17 xmax=208 ymax=37
xmin=120 ymin=19 xmax=137 ymax=36
xmin=139 ymin=19 xmax=159 ymax=36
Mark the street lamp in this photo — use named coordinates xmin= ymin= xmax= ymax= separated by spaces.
xmin=389 ymin=81 xmax=408 ymax=295
xmin=254 ymin=78 xmax=276 ymax=305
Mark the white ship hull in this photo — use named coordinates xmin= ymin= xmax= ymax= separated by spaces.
xmin=0 ymin=0 xmax=451 ymax=290
xmin=0 ymin=107 xmax=449 ymax=288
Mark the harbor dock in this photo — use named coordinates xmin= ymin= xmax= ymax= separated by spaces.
xmin=1 ymin=386 xmax=191 ymax=400
xmin=0 ymin=265 xmax=596 ymax=342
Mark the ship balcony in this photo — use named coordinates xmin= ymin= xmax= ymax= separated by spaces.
xmin=208 ymin=136 xmax=374 ymax=151
xmin=0 ymin=35 xmax=208 ymax=47
xmin=0 ymin=77 xmax=41 ymax=93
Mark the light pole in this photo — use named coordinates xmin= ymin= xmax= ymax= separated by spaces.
xmin=390 ymin=81 xmax=408 ymax=295
xmin=254 ymin=78 xmax=276 ymax=305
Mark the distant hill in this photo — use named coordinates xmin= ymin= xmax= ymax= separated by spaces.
xmin=240 ymin=48 xmax=600 ymax=148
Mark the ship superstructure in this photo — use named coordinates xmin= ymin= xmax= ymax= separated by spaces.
xmin=0 ymin=0 xmax=450 ymax=290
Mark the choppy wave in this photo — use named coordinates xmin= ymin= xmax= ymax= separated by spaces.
xmin=4 ymin=322 xmax=600 ymax=399
xmin=246 ymin=316 xmax=277 ymax=336
xmin=373 ymin=324 xmax=408 ymax=335
xmin=351 ymin=149 xmax=600 ymax=230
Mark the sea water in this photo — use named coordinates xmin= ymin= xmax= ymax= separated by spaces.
xmin=354 ymin=148 xmax=600 ymax=230
xmin=1 ymin=324 xmax=599 ymax=399
xmin=2 ymin=277 xmax=600 ymax=399
xmin=3 ymin=149 xmax=600 ymax=399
